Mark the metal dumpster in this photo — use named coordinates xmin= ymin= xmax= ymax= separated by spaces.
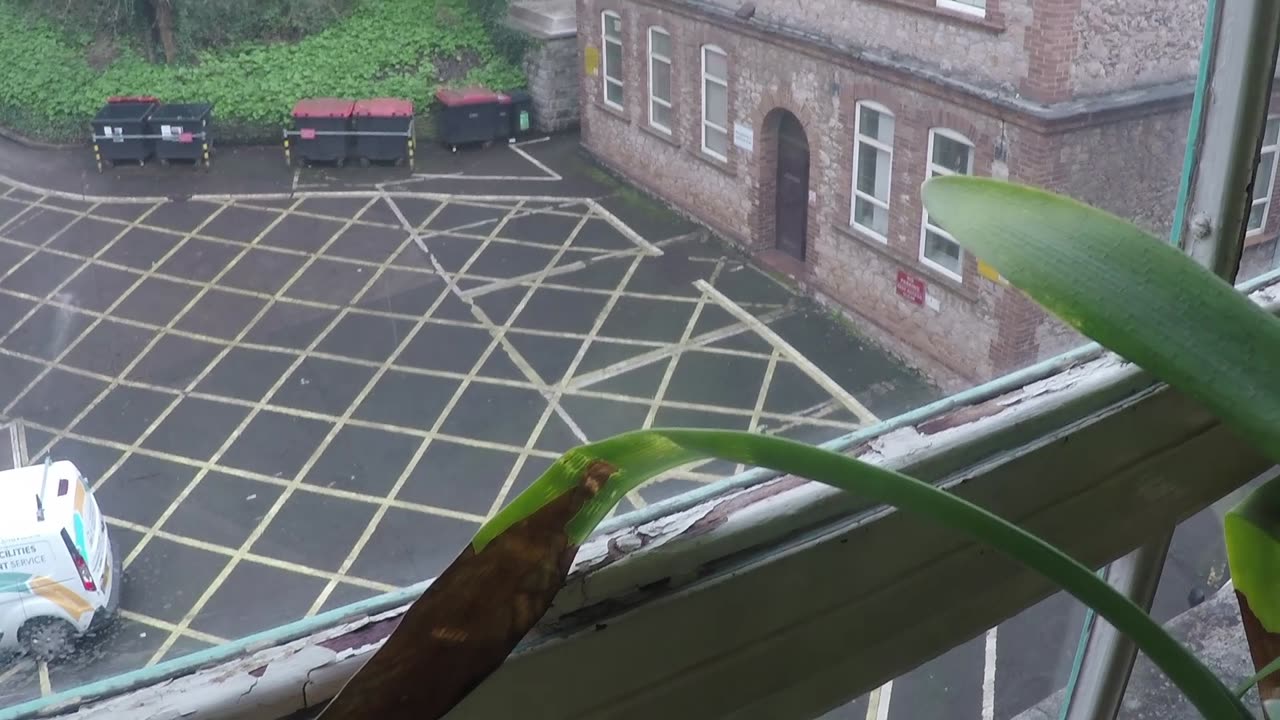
xmin=352 ymin=98 xmax=414 ymax=167
xmin=91 ymin=98 xmax=158 ymax=170
xmin=147 ymin=103 xmax=214 ymax=168
xmin=434 ymin=87 xmax=499 ymax=152
xmin=288 ymin=98 xmax=355 ymax=166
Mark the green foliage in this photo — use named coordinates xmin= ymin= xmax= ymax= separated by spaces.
xmin=172 ymin=0 xmax=358 ymax=52
xmin=0 ymin=0 xmax=526 ymax=142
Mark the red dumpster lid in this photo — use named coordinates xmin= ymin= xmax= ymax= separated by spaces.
xmin=353 ymin=98 xmax=414 ymax=117
xmin=435 ymin=87 xmax=498 ymax=107
xmin=107 ymin=95 xmax=159 ymax=104
xmin=292 ymin=98 xmax=356 ymax=118
xmin=496 ymin=93 xmax=513 ymax=105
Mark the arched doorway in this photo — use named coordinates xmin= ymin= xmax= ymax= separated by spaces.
xmin=774 ymin=111 xmax=809 ymax=260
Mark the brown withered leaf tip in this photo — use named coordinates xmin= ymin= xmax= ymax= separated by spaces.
xmin=317 ymin=459 xmax=617 ymax=720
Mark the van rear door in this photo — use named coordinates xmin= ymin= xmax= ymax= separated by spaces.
xmin=61 ymin=475 xmax=106 ymax=596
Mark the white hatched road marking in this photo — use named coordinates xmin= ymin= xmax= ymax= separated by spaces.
xmin=983 ymin=627 xmax=998 ymax=720
xmin=694 ymin=280 xmax=879 ymax=426
xmin=0 ymin=171 xmax=889 ymax=694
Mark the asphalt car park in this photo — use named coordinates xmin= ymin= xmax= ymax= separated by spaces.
xmin=0 ymin=139 xmax=937 ymax=706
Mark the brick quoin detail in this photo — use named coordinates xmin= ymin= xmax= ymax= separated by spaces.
xmin=1021 ymin=0 xmax=1085 ymax=103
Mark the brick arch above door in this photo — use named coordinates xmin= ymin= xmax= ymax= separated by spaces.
xmin=752 ymin=102 xmax=820 ymax=272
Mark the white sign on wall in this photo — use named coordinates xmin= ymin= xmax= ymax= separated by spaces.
xmin=733 ymin=122 xmax=754 ymax=153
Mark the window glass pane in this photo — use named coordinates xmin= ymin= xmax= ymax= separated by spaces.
xmin=1248 ymin=201 xmax=1266 ymax=231
xmin=932 ymin=133 xmax=971 ymax=174
xmin=705 ymin=80 xmax=727 ymax=126
xmin=604 ymin=13 xmax=621 ymax=37
xmin=605 ymin=41 xmax=623 ymax=83
xmin=859 ymin=106 xmax=894 ymax=145
xmin=704 ymin=48 xmax=727 ymax=80
xmin=856 ymin=143 xmax=889 ymax=199
xmin=652 ymin=59 xmax=671 ymax=103
xmin=923 ymin=229 xmax=962 ymax=274
xmin=606 ymin=79 xmax=624 ymax=105
xmin=651 ymin=29 xmax=670 ymax=58
xmin=854 ymin=197 xmax=889 ymax=236
xmin=705 ymin=125 xmax=729 ymax=156
xmin=1240 ymin=117 xmax=1280 ymax=280
xmin=652 ymin=101 xmax=672 ymax=129
xmin=1253 ymin=150 xmax=1275 ymax=202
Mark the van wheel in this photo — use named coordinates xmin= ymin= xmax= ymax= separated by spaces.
xmin=19 ymin=617 xmax=77 ymax=662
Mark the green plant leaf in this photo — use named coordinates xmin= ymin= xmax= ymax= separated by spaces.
xmin=921 ymin=176 xmax=1280 ymax=464
xmin=1235 ymin=643 xmax=1280 ymax=697
xmin=333 ymin=429 xmax=1249 ymax=719
xmin=922 ymin=176 xmax=1280 ymax=684
xmin=1227 ymin=477 xmax=1280 ymax=632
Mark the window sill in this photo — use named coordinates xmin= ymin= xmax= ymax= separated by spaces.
xmin=863 ymin=0 xmax=1005 ymax=33
xmin=691 ymin=147 xmax=735 ymax=176
xmin=639 ymin=122 xmax=680 ymax=147
xmin=1244 ymin=229 xmax=1276 ymax=248
xmin=593 ymin=100 xmax=631 ymax=124
xmin=834 ymin=224 xmax=979 ymax=302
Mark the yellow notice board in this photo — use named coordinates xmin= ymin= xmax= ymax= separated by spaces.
xmin=978 ymin=259 xmax=1007 ymax=284
xmin=585 ymin=46 xmax=600 ymax=76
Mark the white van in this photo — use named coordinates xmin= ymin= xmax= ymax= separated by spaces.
xmin=0 ymin=459 xmax=120 ymax=661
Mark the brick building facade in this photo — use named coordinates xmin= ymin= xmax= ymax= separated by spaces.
xmin=574 ymin=0 xmax=1280 ymax=385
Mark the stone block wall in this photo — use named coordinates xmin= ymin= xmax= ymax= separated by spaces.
xmin=508 ymin=0 xmax=582 ymax=132
xmin=524 ymin=36 xmax=582 ymax=132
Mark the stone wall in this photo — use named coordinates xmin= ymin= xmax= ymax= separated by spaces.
xmin=524 ymin=36 xmax=582 ymax=132
xmin=1050 ymin=106 xmax=1191 ymax=239
xmin=1069 ymin=0 xmax=1206 ymax=97
xmin=509 ymin=0 xmax=581 ymax=132
xmin=696 ymin=0 xmax=1035 ymax=97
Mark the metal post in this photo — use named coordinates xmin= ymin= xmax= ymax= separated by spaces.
xmin=1178 ymin=0 xmax=1280 ymax=278
xmin=1061 ymin=1 xmax=1280 ymax=715
xmin=1060 ymin=536 xmax=1172 ymax=720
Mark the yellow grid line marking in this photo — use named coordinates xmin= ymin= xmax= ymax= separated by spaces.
xmin=305 ymin=196 xmax=544 ymax=615
xmin=625 ymin=263 xmax=727 ymax=509
xmin=110 ymin=196 xmax=378 ymax=571
xmin=1 ymin=199 xmax=172 ymax=413
xmin=0 ymin=279 xmax=785 ymax=365
xmin=0 ymin=186 xmax=867 ymax=658
xmin=738 ymin=348 xmax=783 ymax=475
xmin=235 ymin=196 xmax=590 ymax=228
xmin=0 ymin=229 xmax=745 ymax=309
xmin=0 ymin=198 xmax=108 ymax=301
xmin=0 ymin=660 xmax=28 ymax=686
xmin=456 ymin=211 xmax=606 ymax=518
xmin=140 ymin=195 xmax=462 ymax=663
xmin=37 ymin=661 xmax=49 ymax=697
xmin=20 ymin=412 xmax=559 ymax=496
xmin=0 ymin=192 xmax=51 ymax=237
xmin=106 ymin=518 xmax=396 ymax=593
xmin=473 ymin=243 xmax=656 ymax=519
xmin=16 ymin=199 xmax=245 ymax=464
xmin=117 ymin=611 xmax=227 ymax=646
xmin=694 ymin=280 xmax=880 ymax=426
xmin=2 ymin=342 xmax=857 ymax=459
xmin=564 ymin=305 xmax=793 ymax=391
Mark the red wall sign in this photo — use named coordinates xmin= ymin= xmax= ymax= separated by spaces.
xmin=896 ymin=270 xmax=926 ymax=305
